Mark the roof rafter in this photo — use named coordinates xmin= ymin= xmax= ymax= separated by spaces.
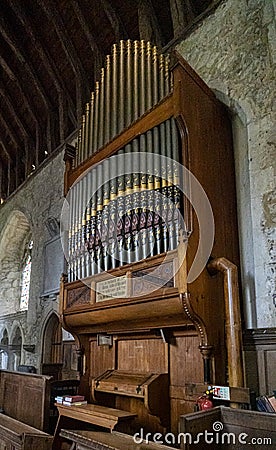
xmin=0 ymin=111 xmax=21 ymax=149
xmin=8 ymin=0 xmax=77 ymax=130
xmin=0 ymin=15 xmax=51 ymax=111
xmin=137 ymin=0 xmax=163 ymax=46
xmin=36 ymin=0 xmax=90 ymax=117
xmin=99 ymin=0 xmax=128 ymax=41
xmin=169 ymin=0 xmax=195 ymax=36
xmin=1 ymin=57 xmax=38 ymax=125
xmin=0 ymin=84 xmax=29 ymax=138
xmin=0 ymin=140 xmax=12 ymax=162
xmin=70 ymin=0 xmax=104 ymax=75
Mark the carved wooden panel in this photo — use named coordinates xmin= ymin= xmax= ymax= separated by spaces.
xmin=66 ymin=285 xmax=91 ymax=309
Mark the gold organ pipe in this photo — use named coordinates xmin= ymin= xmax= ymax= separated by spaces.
xmin=80 ymin=114 xmax=86 ymax=164
xmin=105 ymin=55 xmax=111 ymax=145
xmin=93 ymin=81 xmax=100 ymax=155
xmin=133 ymin=41 xmax=139 ymax=121
xmin=111 ymin=43 xmax=118 ymax=138
xmin=146 ymin=41 xmax=152 ymax=111
xmin=159 ymin=54 xmax=165 ymax=100
xmin=98 ymin=68 xmax=105 ymax=149
xmin=119 ymin=40 xmax=125 ymax=131
xmin=77 ymin=128 xmax=82 ymax=167
xmin=126 ymin=40 xmax=132 ymax=126
xmin=88 ymin=92 xmax=95 ymax=158
xmin=139 ymin=40 xmax=146 ymax=117
xmin=164 ymin=54 xmax=170 ymax=95
xmin=84 ymin=103 xmax=90 ymax=161
xmin=152 ymin=46 xmax=158 ymax=105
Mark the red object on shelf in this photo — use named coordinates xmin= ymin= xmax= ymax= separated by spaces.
xmin=196 ymin=394 xmax=213 ymax=411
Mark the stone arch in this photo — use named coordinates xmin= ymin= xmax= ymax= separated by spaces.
xmin=41 ymin=312 xmax=63 ymax=378
xmin=10 ymin=321 xmax=24 ymax=347
xmin=0 ymin=329 xmax=9 ymax=370
xmin=0 ymin=327 xmax=9 ymax=344
xmin=211 ymin=88 xmax=257 ymax=329
xmin=9 ymin=325 xmax=23 ymax=371
xmin=0 ymin=210 xmax=31 ymax=314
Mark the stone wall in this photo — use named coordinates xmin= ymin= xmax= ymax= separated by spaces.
xmin=177 ymin=0 xmax=276 ymax=328
xmin=0 ymin=151 xmax=64 ymax=369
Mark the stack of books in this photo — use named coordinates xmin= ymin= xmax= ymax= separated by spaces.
xmin=55 ymin=395 xmax=87 ymax=406
xmin=256 ymin=395 xmax=276 ymax=413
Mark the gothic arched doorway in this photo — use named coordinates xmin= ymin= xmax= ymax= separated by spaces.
xmin=41 ymin=313 xmax=78 ymax=380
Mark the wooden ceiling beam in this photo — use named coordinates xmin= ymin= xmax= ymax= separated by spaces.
xmin=0 ymin=111 xmax=21 ymax=150
xmin=8 ymin=0 xmax=77 ymax=130
xmin=0 ymin=55 xmax=43 ymax=174
xmin=98 ymin=0 xmax=128 ymax=41
xmin=169 ymin=0 xmax=195 ymax=36
xmin=0 ymin=55 xmax=39 ymax=125
xmin=70 ymin=0 xmax=104 ymax=76
xmin=0 ymin=140 xmax=12 ymax=163
xmin=0 ymin=16 xmax=51 ymax=111
xmin=0 ymin=143 xmax=11 ymax=198
xmin=137 ymin=0 xmax=163 ymax=46
xmin=36 ymin=0 xmax=90 ymax=118
xmin=0 ymin=84 xmax=29 ymax=138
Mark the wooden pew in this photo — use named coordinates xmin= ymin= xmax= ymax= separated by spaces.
xmin=179 ymin=406 xmax=276 ymax=449
xmin=59 ymin=429 xmax=175 ymax=450
xmin=0 ymin=369 xmax=52 ymax=431
xmin=0 ymin=370 xmax=53 ymax=449
xmin=0 ymin=413 xmax=52 ymax=450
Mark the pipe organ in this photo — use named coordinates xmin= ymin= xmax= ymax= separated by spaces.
xmin=60 ymin=40 xmax=243 ymax=437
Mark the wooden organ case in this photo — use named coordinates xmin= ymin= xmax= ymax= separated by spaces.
xmin=60 ymin=41 xmax=243 ymax=436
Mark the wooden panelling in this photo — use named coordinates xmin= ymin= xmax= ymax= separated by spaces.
xmin=90 ymin=339 xmax=116 ymax=378
xmin=170 ymin=334 xmax=203 ymax=386
xmin=117 ymin=338 xmax=168 ymax=373
xmin=0 ymin=370 xmax=52 ymax=431
xmin=115 ymin=396 xmax=166 ymax=434
xmin=244 ymin=328 xmax=276 ymax=396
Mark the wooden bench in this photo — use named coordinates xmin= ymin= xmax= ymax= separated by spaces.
xmin=0 ymin=369 xmax=52 ymax=431
xmin=179 ymin=406 xmax=276 ymax=449
xmin=53 ymin=403 xmax=137 ymax=449
xmin=0 ymin=413 xmax=52 ymax=450
xmin=0 ymin=370 xmax=53 ymax=448
xmin=59 ymin=429 xmax=175 ymax=450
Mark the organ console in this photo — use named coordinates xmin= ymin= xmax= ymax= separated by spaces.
xmin=60 ymin=40 xmax=244 ymax=437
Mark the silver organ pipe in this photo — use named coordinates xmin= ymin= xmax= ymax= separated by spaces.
xmin=67 ymin=41 xmax=183 ymax=282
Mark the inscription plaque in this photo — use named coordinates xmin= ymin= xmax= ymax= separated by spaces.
xmin=96 ymin=275 xmax=128 ymax=302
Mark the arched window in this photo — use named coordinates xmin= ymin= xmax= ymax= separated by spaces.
xmin=20 ymin=240 xmax=33 ymax=310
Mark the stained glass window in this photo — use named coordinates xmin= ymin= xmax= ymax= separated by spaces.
xmin=20 ymin=240 xmax=33 ymax=310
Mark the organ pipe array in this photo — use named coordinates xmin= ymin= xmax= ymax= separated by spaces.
xmin=67 ymin=41 xmax=183 ymax=282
